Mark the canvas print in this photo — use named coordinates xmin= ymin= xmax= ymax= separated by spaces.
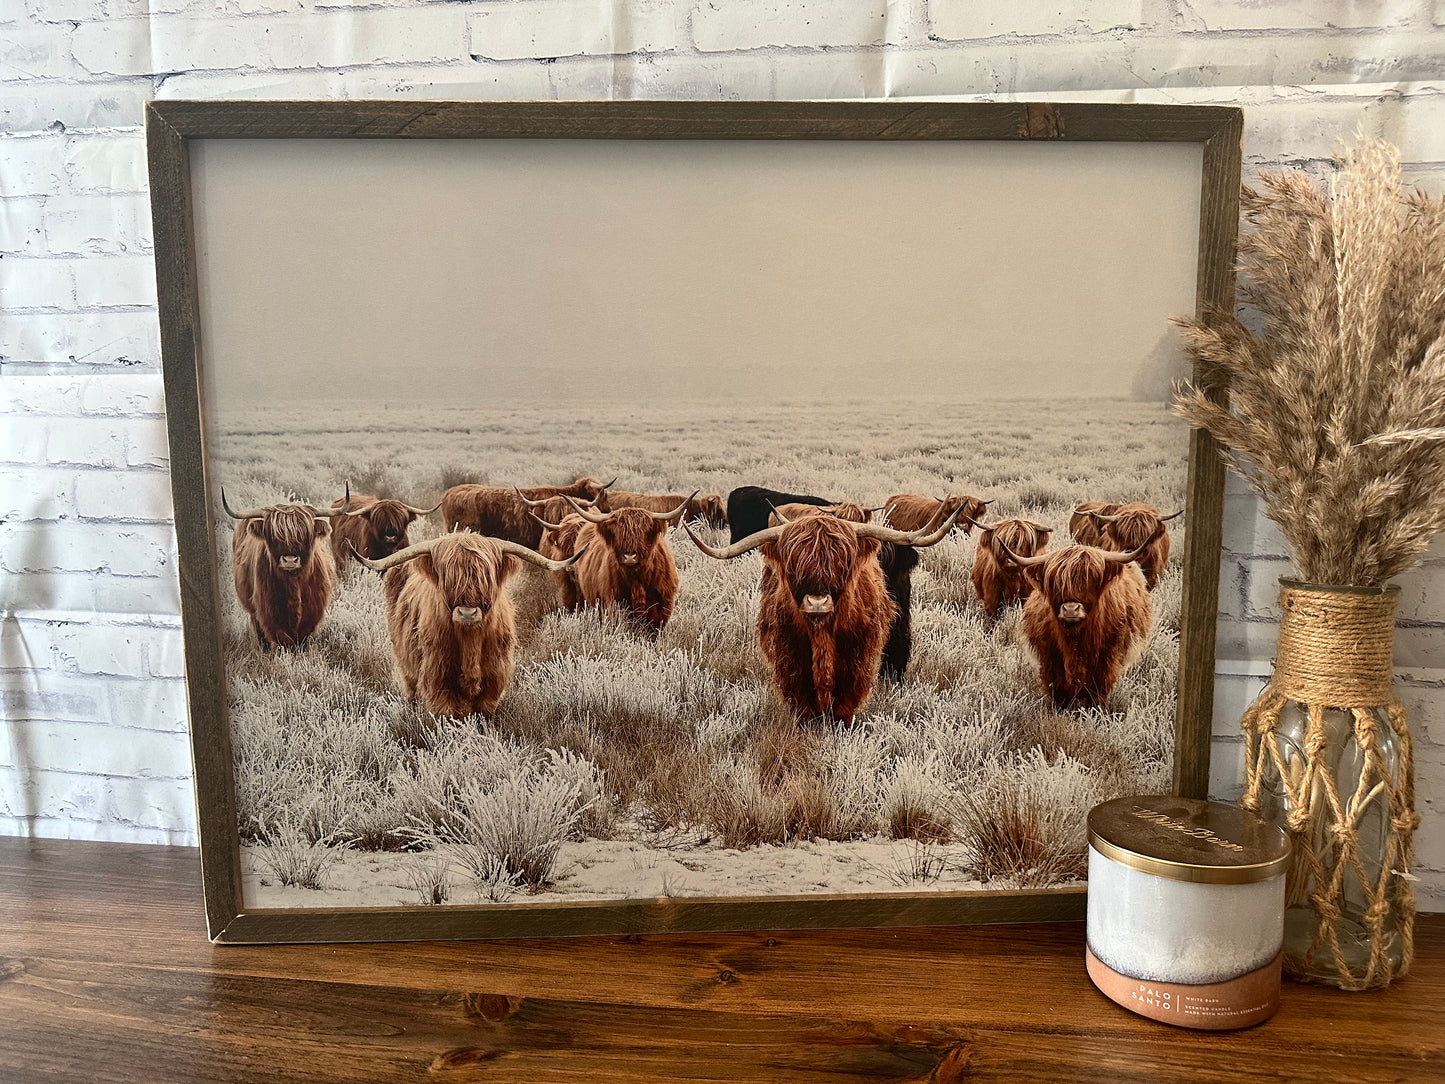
xmin=190 ymin=136 xmax=1204 ymax=910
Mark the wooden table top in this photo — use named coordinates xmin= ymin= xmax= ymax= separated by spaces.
xmin=1 ymin=836 xmax=1440 ymax=1083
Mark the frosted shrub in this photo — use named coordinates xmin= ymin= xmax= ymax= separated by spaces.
xmin=255 ymin=821 xmax=348 ymax=890
xmin=883 ymin=840 xmax=953 ymax=887
xmin=882 ymin=754 xmax=953 ymax=842
xmin=405 ymin=856 xmax=453 ymax=906
xmin=955 ymin=749 xmax=1103 ymax=886
xmin=417 ymin=770 xmax=591 ymax=893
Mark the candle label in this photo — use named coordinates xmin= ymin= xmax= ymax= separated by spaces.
xmin=1085 ymin=949 xmax=1281 ymax=1030
xmin=1128 ymin=804 xmax=1245 ymax=852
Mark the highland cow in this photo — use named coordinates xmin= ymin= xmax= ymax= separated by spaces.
xmin=970 ymin=517 xmax=1054 ymax=619
xmin=353 ymin=533 xmax=584 ymax=718
xmin=535 ymin=512 xmax=588 ymax=610
xmin=730 ymin=486 xmax=919 ymax=682
xmin=327 ymin=486 xmax=440 ymax=571
xmin=727 ymin=486 xmax=834 ymax=543
xmin=1002 ymin=532 xmax=1161 ymax=709
xmin=686 ymin=507 xmax=960 ymax=723
xmin=224 ymin=491 xmax=339 ymax=650
xmin=541 ymin=494 xmax=693 ymax=636
xmin=1069 ymin=501 xmax=1121 ymax=547
xmin=1086 ymin=502 xmax=1182 ymax=590
xmin=439 ymin=477 xmax=614 ymax=549
xmin=884 ymin=493 xmax=992 ymax=534
xmin=607 ymin=490 xmax=728 ymax=529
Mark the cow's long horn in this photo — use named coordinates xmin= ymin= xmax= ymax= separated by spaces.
xmin=529 ymin=512 xmax=567 ymax=532
xmin=561 ymin=494 xmax=610 ymax=523
xmin=996 ymin=539 xmax=1050 ymax=567
xmin=597 ymin=477 xmax=618 ymax=493
xmin=1088 ymin=510 xmax=1122 ymax=523
xmin=651 ymin=490 xmax=699 ymax=522
xmin=981 ymin=498 xmax=996 ymax=506
xmin=334 ymin=482 xmax=357 ymax=515
xmin=516 ymin=488 xmax=596 ymax=510
xmin=1100 ymin=524 xmax=1167 ymax=564
xmin=768 ymin=502 xmax=792 ymax=525
xmin=335 ymin=482 xmax=376 ymax=518
xmin=685 ymin=521 xmax=784 ymax=560
xmin=350 ymin=537 xmax=441 ymax=572
xmin=855 ymin=508 xmax=965 ymax=548
xmin=221 ymin=488 xmax=268 ymax=520
xmin=1160 ymin=509 xmax=1184 ymax=522
xmin=401 ymin=499 xmax=443 ymax=516
xmin=498 ymin=539 xmax=589 ymax=572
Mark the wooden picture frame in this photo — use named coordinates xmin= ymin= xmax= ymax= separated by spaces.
xmin=147 ymin=100 xmax=1240 ymax=943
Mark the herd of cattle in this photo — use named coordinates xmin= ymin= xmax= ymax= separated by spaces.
xmin=223 ymin=477 xmax=1181 ymax=726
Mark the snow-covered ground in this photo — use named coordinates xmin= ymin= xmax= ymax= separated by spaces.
xmin=242 ymin=833 xmax=1004 ymax=909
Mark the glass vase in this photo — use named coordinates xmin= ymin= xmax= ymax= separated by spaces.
xmin=1239 ymin=580 xmax=1418 ymax=991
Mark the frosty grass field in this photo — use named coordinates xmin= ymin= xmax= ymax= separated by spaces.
xmin=211 ymin=398 xmax=1188 ymax=909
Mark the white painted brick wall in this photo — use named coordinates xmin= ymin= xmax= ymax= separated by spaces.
xmin=931 ymin=0 xmax=1152 ymax=40
xmin=1 ymin=0 xmax=1443 ymax=911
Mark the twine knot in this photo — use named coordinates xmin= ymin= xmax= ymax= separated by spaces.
xmin=1393 ymin=811 xmax=1421 ymax=834
xmin=1310 ymin=893 xmax=1342 ymax=924
xmin=1286 ymin=806 xmax=1315 ymax=834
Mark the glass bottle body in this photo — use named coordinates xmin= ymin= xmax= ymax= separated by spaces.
xmin=1255 ymin=700 xmax=1403 ymax=984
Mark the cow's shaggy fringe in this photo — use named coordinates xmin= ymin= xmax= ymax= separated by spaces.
xmin=1174 ymin=136 xmax=1445 ymax=584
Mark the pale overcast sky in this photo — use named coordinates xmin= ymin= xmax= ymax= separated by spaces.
xmin=191 ymin=136 xmax=1201 ymax=409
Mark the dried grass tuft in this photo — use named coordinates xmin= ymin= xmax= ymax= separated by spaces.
xmin=1174 ymin=136 xmax=1445 ymax=584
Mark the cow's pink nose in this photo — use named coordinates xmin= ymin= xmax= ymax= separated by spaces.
xmin=278 ymin=555 xmax=301 ymax=571
xmin=453 ymin=606 xmax=480 ymax=623
xmin=1060 ymin=601 xmax=1086 ymax=622
xmin=621 ymin=553 xmax=639 ymax=566
xmin=801 ymin=594 xmax=835 ymax=616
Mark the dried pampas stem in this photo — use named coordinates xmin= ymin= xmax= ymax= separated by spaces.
xmin=1173 ymin=135 xmax=1445 ymax=586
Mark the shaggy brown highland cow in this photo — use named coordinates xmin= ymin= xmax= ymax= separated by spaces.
xmin=354 ymin=533 xmax=584 ymax=718
xmin=439 ymin=476 xmax=614 ymax=549
xmin=1003 ymin=531 xmax=1161 ymax=709
xmin=686 ymin=507 xmax=960 ymax=723
xmin=535 ymin=512 xmax=588 ymax=609
xmin=327 ymin=486 xmax=439 ymax=571
xmin=1085 ymin=502 xmax=1182 ymax=590
xmin=1068 ymin=501 xmax=1120 ymax=546
xmin=969 ymin=517 xmax=1053 ymax=619
xmin=883 ymin=493 xmax=992 ymax=534
xmin=607 ymin=490 xmax=728 ymax=529
xmin=543 ymin=494 xmax=693 ymax=637
xmin=225 ymin=491 xmax=339 ymax=650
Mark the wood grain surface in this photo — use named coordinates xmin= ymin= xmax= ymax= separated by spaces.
xmin=1 ymin=838 xmax=1440 ymax=1083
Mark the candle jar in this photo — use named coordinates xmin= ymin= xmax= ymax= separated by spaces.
xmin=1086 ymin=795 xmax=1290 ymax=1030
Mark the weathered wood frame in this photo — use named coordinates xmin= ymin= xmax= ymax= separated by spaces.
xmin=147 ymin=100 xmax=1241 ymax=944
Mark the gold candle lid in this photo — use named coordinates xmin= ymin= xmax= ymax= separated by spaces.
xmin=1087 ymin=796 xmax=1290 ymax=885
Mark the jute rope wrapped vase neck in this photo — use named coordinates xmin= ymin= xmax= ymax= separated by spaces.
xmin=1240 ymin=580 xmax=1419 ymax=990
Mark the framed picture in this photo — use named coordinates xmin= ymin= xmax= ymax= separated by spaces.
xmin=148 ymin=100 xmax=1240 ymax=943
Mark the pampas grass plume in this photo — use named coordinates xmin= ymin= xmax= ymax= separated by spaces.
xmin=1174 ymin=135 xmax=1445 ymax=585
